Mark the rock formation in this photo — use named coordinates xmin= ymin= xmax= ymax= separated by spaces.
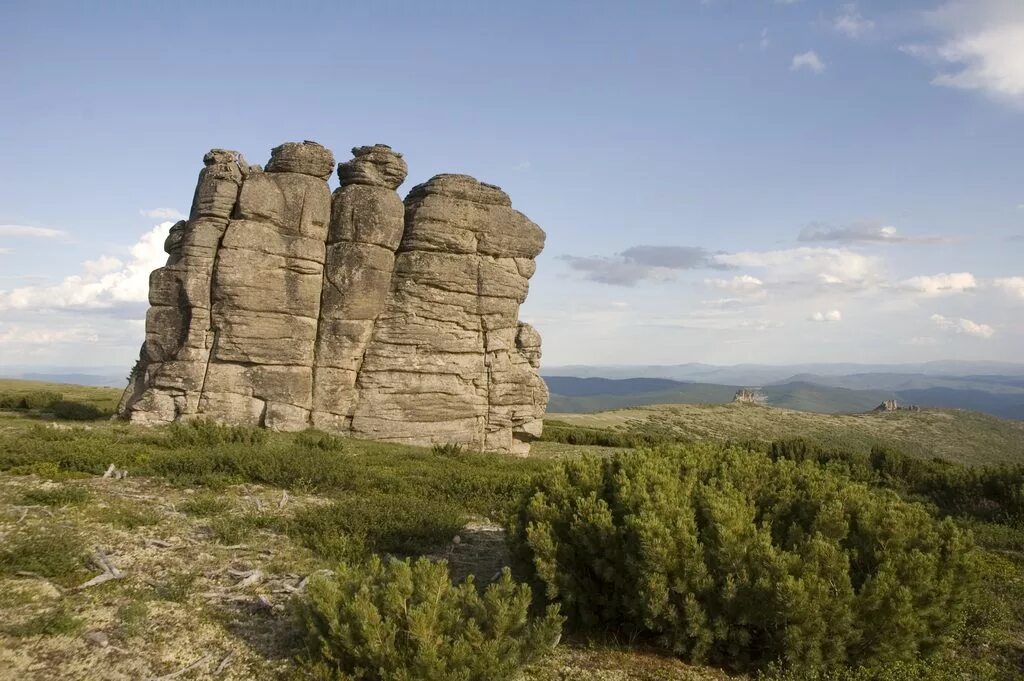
xmin=873 ymin=399 xmax=920 ymax=413
xmin=120 ymin=142 xmax=548 ymax=455
xmin=733 ymin=388 xmax=767 ymax=405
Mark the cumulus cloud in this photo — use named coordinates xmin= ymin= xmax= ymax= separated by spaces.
xmin=899 ymin=272 xmax=977 ymax=295
xmin=798 ymin=222 xmax=947 ymax=244
xmin=791 ymin=51 xmax=826 ymax=74
xmin=714 ymin=247 xmax=881 ymax=287
xmin=0 ymin=222 xmax=172 ymax=312
xmin=140 ymin=208 xmax=186 ymax=220
xmin=0 ymin=325 xmax=100 ymax=345
xmin=560 ymin=245 xmax=730 ymax=286
xmin=0 ymin=224 xmax=68 ymax=239
xmin=809 ymin=310 xmax=842 ymax=322
xmin=906 ymin=1 xmax=1024 ymax=102
xmin=993 ymin=276 xmax=1024 ymax=299
xmin=833 ymin=4 xmax=875 ymax=39
xmin=705 ymin=275 xmax=764 ymax=293
xmin=930 ymin=313 xmax=995 ymax=338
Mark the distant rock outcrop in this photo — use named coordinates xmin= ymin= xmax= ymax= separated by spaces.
xmin=873 ymin=399 xmax=920 ymax=413
xmin=119 ymin=142 xmax=548 ymax=455
xmin=733 ymin=388 xmax=767 ymax=405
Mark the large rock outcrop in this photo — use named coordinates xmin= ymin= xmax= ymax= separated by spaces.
xmin=120 ymin=141 xmax=547 ymax=454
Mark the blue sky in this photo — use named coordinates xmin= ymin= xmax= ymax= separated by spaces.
xmin=1 ymin=0 xmax=1022 ymax=370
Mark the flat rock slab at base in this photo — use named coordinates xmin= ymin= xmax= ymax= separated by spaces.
xmin=119 ymin=141 xmax=548 ymax=454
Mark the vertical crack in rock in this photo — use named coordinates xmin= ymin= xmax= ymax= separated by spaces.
xmin=120 ymin=142 xmax=548 ymax=454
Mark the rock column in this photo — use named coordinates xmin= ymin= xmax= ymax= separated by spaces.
xmin=198 ymin=142 xmax=334 ymax=430
xmin=312 ymin=145 xmax=408 ymax=430
xmin=121 ymin=150 xmax=249 ymax=424
xmin=350 ymin=175 xmax=546 ymax=452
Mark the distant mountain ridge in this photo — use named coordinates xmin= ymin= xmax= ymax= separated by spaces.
xmin=543 ymin=367 xmax=1024 ymax=420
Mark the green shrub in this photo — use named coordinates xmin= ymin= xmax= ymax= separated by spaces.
xmin=7 ymin=461 xmax=89 ymax=480
xmin=178 ymin=492 xmax=231 ymax=517
xmin=0 ymin=390 xmax=67 ymax=411
xmin=50 ymin=400 xmax=109 ymax=421
xmin=295 ymin=557 xmax=563 ymax=681
xmin=541 ymin=420 xmax=677 ymax=448
xmin=768 ymin=439 xmax=1024 ymax=524
xmin=21 ymin=485 xmax=91 ymax=507
xmin=431 ymin=443 xmax=466 ymax=456
xmin=296 ymin=430 xmax=348 ymax=452
xmin=286 ymin=492 xmax=465 ymax=562
xmin=512 ymin=444 xmax=976 ymax=672
xmin=165 ymin=419 xmax=268 ymax=447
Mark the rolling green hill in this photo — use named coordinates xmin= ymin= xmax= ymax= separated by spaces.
xmin=547 ymin=402 xmax=1024 ymax=466
xmin=545 ymin=376 xmax=893 ymax=415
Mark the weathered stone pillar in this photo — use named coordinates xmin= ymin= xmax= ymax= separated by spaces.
xmin=312 ymin=145 xmax=408 ymax=431
xmin=121 ymin=149 xmax=249 ymax=424
xmin=350 ymin=175 xmax=547 ymax=452
xmin=198 ymin=141 xmax=334 ymax=430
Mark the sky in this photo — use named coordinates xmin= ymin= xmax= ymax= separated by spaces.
xmin=1 ymin=0 xmax=1022 ymax=371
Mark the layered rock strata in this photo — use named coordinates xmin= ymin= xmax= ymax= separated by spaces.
xmin=120 ymin=142 xmax=547 ymax=454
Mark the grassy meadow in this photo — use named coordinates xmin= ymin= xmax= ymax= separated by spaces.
xmin=0 ymin=380 xmax=1022 ymax=679
xmin=549 ymin=402 xmax=1024 ymax=465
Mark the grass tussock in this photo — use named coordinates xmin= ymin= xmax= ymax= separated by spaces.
xmin=0 ymin=526 xmax=88 ymax=586
xmin=20 ymin=485 xmax=91 ymax=507
xmin=4 ymin=605 xmax=84 ymax=638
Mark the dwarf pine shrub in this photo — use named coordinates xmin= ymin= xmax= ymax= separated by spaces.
xmin=295 ymin=557 xmax=563 ymax=681
xmin=511 ymin=444 xmax=976 ymax=672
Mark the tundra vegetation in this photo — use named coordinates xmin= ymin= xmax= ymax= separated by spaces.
xmin=0 ymin=379 xmax=1022 ymax=680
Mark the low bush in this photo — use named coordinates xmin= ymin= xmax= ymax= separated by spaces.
xmin=21 ymin=485 xmax=91 ymax=507
xmin=541 ymin=420 xmax=677 ymax=448
xmin=178 ymin=492 xmax=231 ymax=517
xmin=3 ymin=390 xmax=64 ymax=410
xmin=165 ymin=419 xmax=268 ymax=448
xmin=295 ymin=557 xmax=563 ymax=681
xmin=512 ymin=444 xmax=976 ymax=672
xmin=768 ymin=439 xmax=1024 ymax=523
xmin=50 ymin=400 xmax=110 ymax=420
xmin=285 ymin=492 xmax=464 ymax=562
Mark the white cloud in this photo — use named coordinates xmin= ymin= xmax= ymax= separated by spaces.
xmin=704 ymin=274 xmax=764 ymax=293
xmin=930 ymin=313 xmax=995 ymax=339
xmin=809 ymin=310 xmax=842 ymax=322
xmin=140 ymin=208 xmax=186 ymax=220
xmin=714 ymin=247 xmax=881 ymax=287
xmin=0 ymin=222 xmax=172 ymax=312
xmin=993 ymin=276 xmax=1024 ymax=299
xmin=899 ymin=272 xmax=977 ymax=295
xmin=0 ymin=224 xmax=67 ymax=239
xmin=798 ymin=222 xmax=948 ymax=244
xmin=760 ymin=28 xmax=770 ymax=51
xmin=834 ymin=4 xmax=875 ymax=39
xmin=908 ymin=1 xmax=1024 ymax=102
xmin=0 ymin=325 xmax=100 ymax=345
xmin=0 ymin=248 xmax=11 ymax=255
xmin=791 ymin=51 xmax=826 ymax=74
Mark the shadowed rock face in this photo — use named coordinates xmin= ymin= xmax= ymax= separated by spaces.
xmin=120 ymin=142 xmax=547 ymax=454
